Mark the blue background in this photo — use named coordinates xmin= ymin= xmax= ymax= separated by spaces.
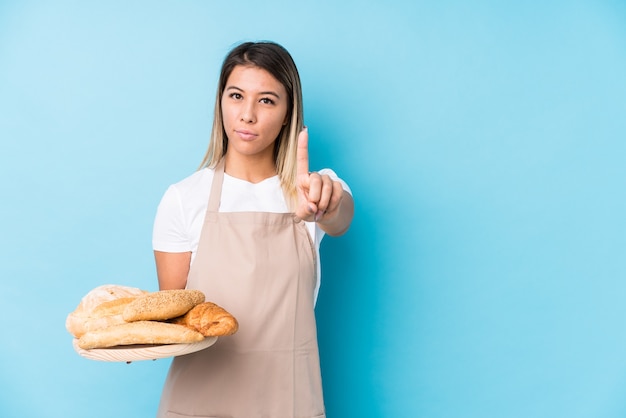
xmin=1 ymin=1 xmax=625 ymax=417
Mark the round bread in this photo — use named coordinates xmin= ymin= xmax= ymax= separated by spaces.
xmin=71 ymin=284 xmax=147 ymax=313
xmin=122 ymin=289 xmax=205 ymax=322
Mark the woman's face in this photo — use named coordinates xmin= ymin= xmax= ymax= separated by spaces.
xmin=221 ymin=65 xmax=289 ymax=162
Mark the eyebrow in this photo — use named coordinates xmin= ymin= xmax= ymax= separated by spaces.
xmin=225 ymin=85 xmax=281 ymax=99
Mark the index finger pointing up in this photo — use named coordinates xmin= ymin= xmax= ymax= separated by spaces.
xmin=296 ymin=127 xmax=309 ymax=176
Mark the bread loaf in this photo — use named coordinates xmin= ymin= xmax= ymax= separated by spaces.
xmin=91 ymin=297 xmax=137 ymax=317
xmin=77 ymin=321 xmax=205 ymax=349
xmin=171 ymin=302 xmax=238 ymax=337
xmin=66 ymin=285 xmax=148 ymax=338
xmin=122 ymin=289 xmax=205 ymax=322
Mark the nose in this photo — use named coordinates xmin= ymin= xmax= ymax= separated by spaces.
xmin=240 ymin=100 xmax=256 ymax=123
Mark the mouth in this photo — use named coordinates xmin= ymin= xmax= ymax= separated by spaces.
xmin=235 ymin=130 xmax=258 ymax=141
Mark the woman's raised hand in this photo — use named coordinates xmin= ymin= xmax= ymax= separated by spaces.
xmin=295 ymin=128 xmax=347 ymax=226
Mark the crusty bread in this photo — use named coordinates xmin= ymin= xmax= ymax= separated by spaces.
xmin=171 ymin=302 xmax=238 ymax=337
xmin=91 ymin=297 xmax=137 ymax=317
xmin=76 ymin=297 xmax=138 ymax=336
xmin=122 ymin=289 xmax=205 ymax=322
xmin=71 ymin=284 xmax=148 ymax=313
xmin=66 ymin=285 xmax=148 ymax=338
xmin=77 ymin=321 xmax=205 ymax=349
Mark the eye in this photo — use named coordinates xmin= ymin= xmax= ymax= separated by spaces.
xmin=260 ymin=97 xmax=275 ymax=105
xmin=229 ymin=92 xmax=243 ymax=100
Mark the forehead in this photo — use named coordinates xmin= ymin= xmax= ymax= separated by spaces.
xmin=225 ymin=65 xmax=286 ymax=95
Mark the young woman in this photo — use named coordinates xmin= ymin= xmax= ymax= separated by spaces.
xmin=152 ymin=41 xmax=354 ymax=418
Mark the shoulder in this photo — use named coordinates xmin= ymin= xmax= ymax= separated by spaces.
xmin=156 ymin=168 xmax=214 ymax=218
xmin=153 ymin=169 xmax=215 ymax=250
xmin=169 ymin=168 xmax=214 ymax=199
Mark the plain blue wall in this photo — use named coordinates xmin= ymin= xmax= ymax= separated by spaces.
xmin=1 ymin=1 xmax=625 ymax=417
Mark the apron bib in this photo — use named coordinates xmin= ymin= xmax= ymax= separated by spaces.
xmin=157 ymin=160 xmax=325 ymax=418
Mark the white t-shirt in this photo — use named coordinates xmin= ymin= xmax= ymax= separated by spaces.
xmin=152 ymin=167 xmax=351 ymax=303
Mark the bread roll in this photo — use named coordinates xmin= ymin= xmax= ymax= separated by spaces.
xmin=171 ymin=302 xmax=238 ymax=337
xmin=66 ymin=285 xmax=148 ymax=338
xmin=122 ymin=289 xmax=205 ymax=322
xmin=78 ymin=321 xmax=205 ymax=349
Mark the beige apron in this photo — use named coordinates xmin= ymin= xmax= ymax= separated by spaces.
xmin=157 ymin=160 xmax=325 ymax=418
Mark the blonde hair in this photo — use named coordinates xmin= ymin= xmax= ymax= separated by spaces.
xmin=198 ymin=41 xmax=304 ymax=208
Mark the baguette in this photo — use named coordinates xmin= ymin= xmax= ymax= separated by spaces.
xmin=77 ymin=297 xmax=138 ymax=336
xmin=171 ymin=302 xmax=238 ymax=337
xmin=66 ymin=285 xmax=147 ymax=338
xmin=122 ymin=289 xmax=205 ymax=322
xmin=91 ymin=297 xmax=137 ymax=317
xmin=77 ymin=321 xmax=205 ymax=349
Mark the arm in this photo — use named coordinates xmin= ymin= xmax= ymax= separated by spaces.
xmin=154 ymin=250 xmax=191 ymax=290
xmin=295 ymin=128 xmax=355 ymax=235
xmin=153 ymin=183 xmax=193 ymax=290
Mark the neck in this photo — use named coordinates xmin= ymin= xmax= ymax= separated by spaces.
xmin=223 ymin=152 xmax=277 ymax=183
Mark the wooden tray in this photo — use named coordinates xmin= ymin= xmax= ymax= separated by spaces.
xmin=72 ymin=337 xmax=218 ymax=362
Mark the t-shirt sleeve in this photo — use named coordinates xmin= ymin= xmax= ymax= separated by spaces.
xmin=152 ymin=185 xmax=192 ymax=253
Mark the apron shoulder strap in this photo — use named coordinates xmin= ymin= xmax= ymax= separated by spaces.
xmin=207 ymin=159 xmax=225 ymax=213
